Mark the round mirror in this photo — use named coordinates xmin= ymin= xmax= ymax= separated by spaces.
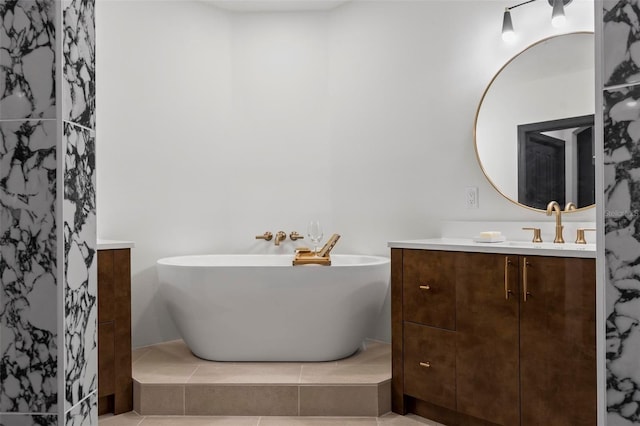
xmin=474 ymin=32 xmax=595 ymax=212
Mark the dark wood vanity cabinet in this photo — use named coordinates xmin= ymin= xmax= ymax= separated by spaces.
xmin=391 ymin=249 xmax=596 ymax=426
xmin=98 ymin=248 xmax=133 ymax=415
xmin=518 ymin=255 xmax=597 ymax=426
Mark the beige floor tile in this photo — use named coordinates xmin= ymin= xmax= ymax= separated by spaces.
xmin=377 ymin=381 xmax=391 ymax=415
xmin=299 ymin=385 xmax=379 ymax=416
xmin=299 ymin=363 xmax=390 ymax=384
xmin=140 ymin=416 xmax=260 ymax=425
xmin=258 ymin=417 xmax=378 ymax=425
xmin=185 ymin=385 xmax=298 ymax=416
xmin=133 ymin=347 xmax=153 ymax=364
xmin=98 ymin=411 xmax=143 ymax=425
xmin=135 ymin=384 xmax=185 ymax=415
xmin=137 ymin=340 xmax=208 ymax=365
xmin=337 ymin=341 xmax=391 ymax=367
xmin=377 ymin=413 xmax=447 ymax=425
xmin=133 ymin=363 xmax=199 ymax=384
xmin=188 ymin=364 xmax=302 ymax=384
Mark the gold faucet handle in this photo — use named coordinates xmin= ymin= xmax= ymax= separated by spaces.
xmin=575 ymin=228 xmax=596 ymax=244
xmin=290 ymin=231 xmax=304 ymax=241
xmin=522 ymin=227 xmax=543 ymax=243
xmin=256 ymin=231 xmax=273 ymax=241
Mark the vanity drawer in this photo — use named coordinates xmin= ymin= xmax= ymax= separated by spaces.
xmin=403 ymin=250 xmax=455 ymax=330
xmin=403 ymin=321 xmax=456 ymax=410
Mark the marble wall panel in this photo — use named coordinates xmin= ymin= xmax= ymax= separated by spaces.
xmin=64 ymin=392 xmax=95 ymax=426
xmin=0 ymin=120 xmax=57 ymax=414
xmin=604 ymin=88 xmax=640 ymax=426
xmin=0 ymin=414 xmax=58 ymax=425
xmin=62 ymin=0 xmax=95 ymax=129
xmin=0 ymin=1 xmax=56 ymax=120
xmin=604 ymin=2 xmax=640 ymax=425
xmin=63 ymin=122 xmax=96 ymax=411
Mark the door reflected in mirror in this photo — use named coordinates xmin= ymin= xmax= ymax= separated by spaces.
xmin=474 ymin=32 xmax=595 ymax=212
xmin=518 ymin=114 xmax=594 ymax=210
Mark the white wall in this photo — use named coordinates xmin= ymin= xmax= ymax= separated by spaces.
xmin=97 ymin=0 xmax=233 ymax=345
xmin=96 ymin=0 xmax=595 ymax=348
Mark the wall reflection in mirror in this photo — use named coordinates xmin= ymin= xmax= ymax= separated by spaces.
xmin=475 ymin=32 xmax=595 ymax=212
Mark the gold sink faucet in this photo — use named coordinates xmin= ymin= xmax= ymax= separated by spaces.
xmin=546 ymin=201 xmax=564 ymax=243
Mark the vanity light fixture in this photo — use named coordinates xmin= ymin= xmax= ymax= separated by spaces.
xmin=502 ymin=9 xmax=515 ymax=42
xmin=502 ymin=0 xmax=572 ymax=42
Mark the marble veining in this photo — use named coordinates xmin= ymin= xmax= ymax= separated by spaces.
xmin=0 ymin=120 xmax=57 ymax=413
xmin=63 ymin=122 xmax=96 ymax=411
xmin=0 ymin=414 xmax=58 ymax=425
xmin=603 ymin=6 xmax=640 ymax=418
xmin=65 ymin=392 xmax=96 ymax=426
xmin=0 ymin=0 xmax=56 ymax=120
xmin=62 ymin=0 xmax=95 ymax=129
xmin=2 ymin=0 xmax=96 ymax=422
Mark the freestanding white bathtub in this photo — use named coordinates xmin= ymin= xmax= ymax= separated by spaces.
xmin=156 ymin=254 xmax=390 ymax=362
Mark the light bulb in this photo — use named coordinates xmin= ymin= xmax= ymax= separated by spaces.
xmin=502 ymin=9 xmax=515 ymax=43
xmin=502 ymin=30 xmax=516 ymax=43
xmin=551 ymin=14 xmax=566 ymax=27
xmin=551 ymin=0 xmax=566 ymax=28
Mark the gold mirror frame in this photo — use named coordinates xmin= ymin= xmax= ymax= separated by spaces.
xmin=473 ymin=31 xmax=595 ymax=214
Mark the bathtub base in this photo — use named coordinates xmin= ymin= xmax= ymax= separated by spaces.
xmin=133 ymin=339 xmax=391 ymax=417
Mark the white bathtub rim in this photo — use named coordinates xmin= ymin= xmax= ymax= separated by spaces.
xmin=156 ymin=253 xmax=390 ymax=268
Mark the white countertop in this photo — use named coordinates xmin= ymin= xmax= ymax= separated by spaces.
xmin=97 ymin=239 xmax=135 ymax=250
xmin=388 ymin=238 xmax=595 ymax=258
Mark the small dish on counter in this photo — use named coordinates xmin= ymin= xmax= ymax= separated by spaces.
xmin=472 ymin=235 xmax=506 ymax=243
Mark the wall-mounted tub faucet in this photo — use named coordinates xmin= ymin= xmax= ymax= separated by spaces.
xmin=289 ymin=231 xmax=304 ymax=241
xmin=255 ymin=232 xmax=273 ymax=241
xmin=275 ymin=231 xmax=287 ymax=246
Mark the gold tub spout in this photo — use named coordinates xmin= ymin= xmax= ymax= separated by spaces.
xmin=546 ymin=201 xmax=564 ymax=243
xmin=275 ymin=231 xmax=287 ymax=246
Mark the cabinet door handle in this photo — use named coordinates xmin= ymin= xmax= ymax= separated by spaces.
xmin=504 ymin=257 xmax=513 ymax=300
xmin=419 ymin=284 xmax=431 ymax=290
xmin=523 ymin=257 xmax=532 ymax=302
xmin=419 ymin=361 xmax=431 ymax=368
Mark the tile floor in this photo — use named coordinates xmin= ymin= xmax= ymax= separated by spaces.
xmin=133 ymin=340 xmax=392 ymax=417
xmin=101 ymin=339 xmax=445 ymax=425
xmin=98 ymin=411 xmax=445 ymax=426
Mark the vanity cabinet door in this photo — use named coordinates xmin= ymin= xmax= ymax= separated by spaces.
xmin=519 ymin=256 xmax=596 ymax=426
xmin=403 ymin=250 xmax=456 ymax=330
xmin=403 ymin=321 xmax=456 ymax=410
xmin=98 ymin=322 xmax=115 ymax=397
xmin=455 ymin=253 xmax=520 ymax=426
xmin=97 ymin=249 xmax=133 ymax=415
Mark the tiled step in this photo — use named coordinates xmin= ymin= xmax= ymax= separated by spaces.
xmin=132 ymin=339 xmax=391 ymax=417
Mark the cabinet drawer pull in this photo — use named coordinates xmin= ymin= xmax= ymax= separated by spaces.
xmin=419 ymin=285 xmax=431 ymax=290
xmin=504 ymin=257 xmax=513 ymax=300
xmin=419 ymin=361 xmax=431 ymax=368
xmin=523 ymin=257 xmax=532 ymax=302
